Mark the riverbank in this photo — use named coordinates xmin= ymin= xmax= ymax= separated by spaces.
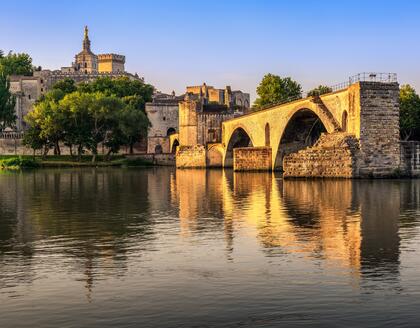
xmin=0 ymin=155 xmax=156 ymax=169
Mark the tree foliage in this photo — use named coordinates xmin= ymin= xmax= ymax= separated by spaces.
xmin=254 ymin=74 xmax=302 ymax=109
xmin=0 ymin=51 xmax=33 ymax=76
xmin=52 ymin=78 xmax=77 ymax=94
xmin=0 ymin=72 xmax=16 ymax=131
xmin=24 ymin=78 xmax=151 ymax=161
xmin=78 ymin=76 xmax=154 ymax=111
xmin=307 ymin=85 xmax=332 ymax=97
xmin=400 ymin=84 xmax=420 ymax=141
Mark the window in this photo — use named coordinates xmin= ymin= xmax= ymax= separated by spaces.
xmin=265 ymin=123 xmax=270 ymax=146
xmin=40 ymin=79 xmax=44 ymax=84
xmin=167 ymin=127 xmax=176 ymax=136
xmin=41 ymin=88 xmax=44 ymax=92
xmin=342 ymin=111 xmax=348 ymax=132
xmin=163 ymin=117 xmax=166 ymax=121
xmin=28 ymin=94 xmax=31 ymax=100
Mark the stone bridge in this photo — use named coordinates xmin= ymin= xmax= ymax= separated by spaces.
xmin=220 ymin=80 xmax=401 ymax=177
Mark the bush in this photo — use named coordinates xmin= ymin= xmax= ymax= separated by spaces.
xmin=0 ymin=156 xmax=39 ymax=169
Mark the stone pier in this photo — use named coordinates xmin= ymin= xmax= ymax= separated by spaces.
xmin=233 ymin=147 xmax=272 ymax=171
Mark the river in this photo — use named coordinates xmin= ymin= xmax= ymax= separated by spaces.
xmin=1 ymin=168 xmax=420 ymax=327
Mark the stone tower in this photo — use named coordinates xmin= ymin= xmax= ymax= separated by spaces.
xmin=75 ymin=26 xmax=98 ymax=74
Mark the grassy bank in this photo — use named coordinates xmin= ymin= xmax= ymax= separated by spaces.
xmin=0 ymin=156 xmax=40 ymax=170
xmin=0 ymin=155 xmax=154 ymax=169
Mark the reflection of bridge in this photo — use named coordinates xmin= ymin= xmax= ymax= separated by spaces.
xmin=171 ymin=169 xmax=404 ymax=281
xmin=177 ymin=74 xmax=401 ymax=178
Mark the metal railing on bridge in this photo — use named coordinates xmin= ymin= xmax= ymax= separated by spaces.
xmin=329 ymin=72 xmax=397 ymax=92
xmin=254 ymin=72 xmax=398 ymax=111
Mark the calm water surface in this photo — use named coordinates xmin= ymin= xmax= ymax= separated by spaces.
xmin=1 ymin=168 xmax=420 ymax=327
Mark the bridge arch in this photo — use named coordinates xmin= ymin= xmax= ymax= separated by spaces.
xmin=171 ymin=139 xmax=179 ymax=153
xmin=274 ymin=108 xmax=328 ymax=170
xmin=224 ymin=126 xmax=254 ymax=167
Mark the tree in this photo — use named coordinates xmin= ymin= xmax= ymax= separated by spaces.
xmin=25 ymin=96 xmax=65 ymax=155
xmin=0 ymin=72 xmax=16 ymax=131
xmin=307 ymin=85 xmax=332 ymax=97
xmin=0 ymin=51 xmax=33 ymax=76
xmin=59 ymin=92 xmax=94 ymax=160
xmin=118 ymin=105 xmax=150 ymax=154
xmin=52 ymin=78 xmax=77 ymax=94
xmin=400 ymin=84 xmax=420 ymax=141
xmin=22 ymin=124 xmax=46 ymax=156
xmin=87 ymin=93 xmax=125 ymax=163
xmin=78 ymin=76 xmax=154 ymax=112
xmin=254 ymin=74 xmax=302 ymax=109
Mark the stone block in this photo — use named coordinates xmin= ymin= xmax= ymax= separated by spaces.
xmin=233 ymin=147 xmax=272 ymax=171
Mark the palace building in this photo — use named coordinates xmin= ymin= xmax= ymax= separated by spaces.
xmin=9 ymin=26 xmax=140 ymax=131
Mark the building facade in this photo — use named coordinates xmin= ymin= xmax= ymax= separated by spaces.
xmin=146 ymin=92 xmax=182 ymax=154
xmin=146 ymin=83 xmax=249 ymax=154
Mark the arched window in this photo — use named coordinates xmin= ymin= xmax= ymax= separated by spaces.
xmin=342 ymin=111 xmax=348 ymax=132
xmin=155 ymin=144 xmax=163 ymax=154
xmin=167 ymin=127 xmax=176 ymax=136
xmin=265 ymin=123 xmax=270 ymax=146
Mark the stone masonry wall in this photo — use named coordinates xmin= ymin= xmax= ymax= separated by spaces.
xmin=233 ymin=147 xmax=272 ymax=171
xmin=176 ymin=145 xmax=206 ymax=168
xmin=358 ymin=82 xmax=400 ymax=176
xmin=400 ymin=141 xmax=420 ymax=177
xmin=283 ymin=133 xmax=361 ymax=178
xmin=0 ymin=138 xmax=146 ymax=156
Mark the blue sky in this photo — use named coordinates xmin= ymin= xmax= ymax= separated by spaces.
xmin=1 ymin=0 xmax=420 ymax=100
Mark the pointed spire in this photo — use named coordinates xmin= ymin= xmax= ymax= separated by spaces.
xmin=82 ymin=25 xmax=91 ymax=52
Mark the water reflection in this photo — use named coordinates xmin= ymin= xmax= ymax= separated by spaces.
xmin=1 ymin=168 xmax=420 ymax=326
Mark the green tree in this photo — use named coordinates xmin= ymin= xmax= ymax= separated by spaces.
xmin=0 ymin=51 xmax=33 ymax=76
xmin=0 ymin=72 xmax=16 ymax=131
xmin=400 ymin=84 xmax=420 ymax=141
xmin=26 ymin=96 xmax=65 ymax=155
xmin=22 ymin=124 xmax=46 ymax=156
xmin=119 ymin=105 xmax=150 ymax=154
xmin=78 ymin=76 xmax=154 ymax=111
xmin=87 ymin=93 xmax=125 ymax=163
xmin=59 ymin=92 xmax=94 ymax=160
xmin=52 ymin=78 xmax=77 ymax=94
xmin=307 ymin=85 xmax=332 ymax=97
xmin=254 ymin=74 xmax=302 ymax=109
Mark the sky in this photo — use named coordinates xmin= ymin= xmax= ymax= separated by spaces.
xmin=1 ymin=0 xmax=420 ymax=100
